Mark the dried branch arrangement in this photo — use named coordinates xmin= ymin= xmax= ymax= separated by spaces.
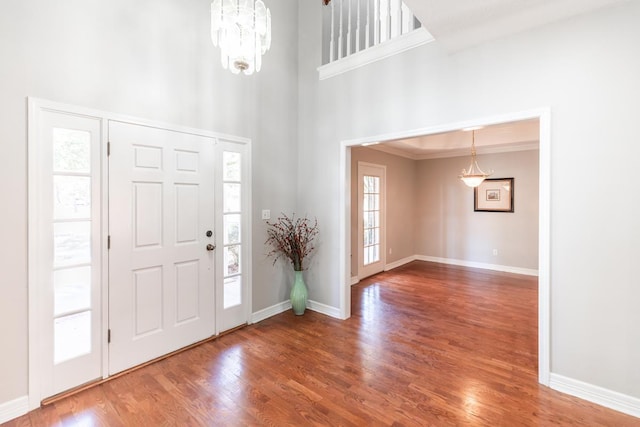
xmin=266 ymin=214 xmax=319 ymax=271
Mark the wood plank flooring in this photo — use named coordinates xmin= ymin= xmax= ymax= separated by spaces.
xmin=5 ymin=261 xmax=639 ymax=426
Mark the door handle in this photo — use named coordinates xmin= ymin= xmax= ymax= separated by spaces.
xmin=206 ymin=244 xmax=216 ymax=251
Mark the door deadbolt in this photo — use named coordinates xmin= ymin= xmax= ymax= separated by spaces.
xmin=206 ymin=244 xmax=216 ymax=251
xmin=206 ymin=230 xmax=213 ymax=237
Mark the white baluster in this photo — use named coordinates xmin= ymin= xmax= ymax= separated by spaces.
xmin=330 ymin=0 xmax=335 ymax=62
xmin=393 ymin=0 xmax=402 ymax=37
xmin=347 ymin=0 xmax=352 ymax=56
xmin=356 ymin=0 xmax=361 ymax=53
xmin=386 ymin=0 xmax=392 ymax=41
xmin=338 ymin=0 xmax=343 ymax=59
xmin=365 ymin=0 xmax=370 ymax=48
xmin=402 ymin=2 xmax=415 ymax=33
xmin=374 ymin=0 xmax=380 ymax=45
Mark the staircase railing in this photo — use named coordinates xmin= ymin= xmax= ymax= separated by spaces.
xmin=320 ymin=0 xmax=433 ymax=79
xmin=327 ymin=0 xmax=420 ymax=62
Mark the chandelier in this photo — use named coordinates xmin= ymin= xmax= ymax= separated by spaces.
xmin=211 ymin=0 xmax=272 ymax=75
xmin=459 ymin=128 xmax=493 ymax=187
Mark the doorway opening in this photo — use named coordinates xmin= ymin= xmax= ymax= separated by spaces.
xmin=339 ymin=108 xmax=551 ymax=386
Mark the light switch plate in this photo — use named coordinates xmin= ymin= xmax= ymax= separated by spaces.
xmin=262 ymin=209 xmax=271 ymax=220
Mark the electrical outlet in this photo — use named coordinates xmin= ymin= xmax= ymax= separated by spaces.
xmin=493 ymin=249 xmax=498 ymax=256
xmin=262 ymin=209 xmax=270 ymax=220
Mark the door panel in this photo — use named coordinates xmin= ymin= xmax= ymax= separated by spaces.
xmin=108 ymin=121 xmax=215 ymax=375
xmin=358 ymin=162 xmax=386 ymax=279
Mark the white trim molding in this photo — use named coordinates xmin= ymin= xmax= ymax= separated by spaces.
xmin=0 ymin=396 xmax=29 ymax=424
xmin=416 ymin=255 xmax=539 ymax=277
xmin=251 ymin=301 xmax=292 ymax=324
xmin=307 ymin=300 xmax=342 ymax=319
xmin=251 ymin=300 xmax=342 ymax=322
xmin=318 ymin=28 xmax=434 ymax=80
xmin=384 ymin=255 xmax=417 ymax=272
xmin=550 ymin=373 xmax=640 ymax=419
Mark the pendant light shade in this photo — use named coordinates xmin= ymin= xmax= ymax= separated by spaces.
xmin=459 ymin=129 xmax=492 ymax=187
xmin=211 ymin=0 xmax=272 ymax=75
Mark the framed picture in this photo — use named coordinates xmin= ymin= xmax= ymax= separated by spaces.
xmin=474 ymin=178 xmax=514 ymax=212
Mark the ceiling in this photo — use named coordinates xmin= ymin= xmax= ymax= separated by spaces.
xmin=403 ymin=0 xmax=630 ymax=50
xmin=366 ymin=119 xmax=539 ymax=160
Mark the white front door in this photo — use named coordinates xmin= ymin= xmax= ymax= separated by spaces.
xmin=358 ymin=162 xmax=386 ymax=279
xmin=215 ymin=140 xmax=251 ymax=333
xmin=108 ymin=121 xmax=216 ymax=375
xmin=29 ymin=108 xmax=103 ymax=399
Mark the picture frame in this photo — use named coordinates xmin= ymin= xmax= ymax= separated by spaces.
xmin=474 ymin=178 xmax=514 ymax=212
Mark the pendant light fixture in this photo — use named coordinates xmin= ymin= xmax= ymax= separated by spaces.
xmin=211 ymin=0 xmax=272 ymax=75
xmin=459 ymin=128 xmax=493 ymax=187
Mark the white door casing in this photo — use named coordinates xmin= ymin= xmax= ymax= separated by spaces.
xmin=358 ymin=162 xmax=386 ymax=280
xmin=108 ymin=121 xmax=216 ymax=375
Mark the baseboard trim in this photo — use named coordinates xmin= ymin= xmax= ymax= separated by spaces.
xmin=416 ymin=255 xmax=539 ymax=277
xmin=385 ymin=255 xmax=418 ymax=272
xmin=350 ymin=276 xmax=359 ymax=286
xmin=307 ymin=300 xmax=342 ymax=319
xmin=0 ymin=396 xmax=29 ymax=424
xmin=251 ymin=299 xmax=342 ymax=322
xmin=550 ymin=373 xmax=640 ymax=419
xmin=251 ymin=301 xmax=291 ymax=324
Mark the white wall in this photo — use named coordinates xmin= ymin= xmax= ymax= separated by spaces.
xmin=415 ymin=150 xmax=539 ymax=270
xmin=0 ymin=0 xmax=299 ymax=405
xmin=298 ymin=0 xmax=640 ymax=400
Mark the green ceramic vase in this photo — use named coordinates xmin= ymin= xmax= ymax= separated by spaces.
xmin=291 ymin=270 xmax=308 ymax=315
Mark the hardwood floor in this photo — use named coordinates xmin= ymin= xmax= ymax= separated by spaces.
xmin=5 ymin=261 xmax=639 ymax=426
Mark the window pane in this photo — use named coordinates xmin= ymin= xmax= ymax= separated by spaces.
xmin=364 ymin=246 xmax=372 ymax=265
xmin=372 ymin=212 xmax=380 ymax=228
xmin=223 ymin=183 xmax=241 ymax=213
xmin=364 ymin=244 xmax=380 ymax=266
xmin=224 ymin=245 xmax=241 ymax=276
xmin=363 ymin=194 xmax=371 ymax=211
xmin=54 ymin=266 xmax=91 ymax=316
xmin=363 ymin=176 xmax=373 ymax=193
xmin=224 ymin=214 xmax=241 ymax=245
xmin=365 ymin=228 xmax=380 ymax=246
xmin=54 ymin=311 xmax=91 ymax=364
xmin=54 ymin=176 xmax=91 ymax=219
xmin=364 ymin=176 xmax=380 ymax=194
xmin=54 ymin=221 xmax=91 ymax=266
xmin=364 ymin=212 xmax=372 ymax=229
xmin=223 ymin=276 xmax=242 ymax=309
xmin=364 ymin=212 xmax=380 ymax=229
xmin=53 ymin=128 xmax=91 ymax=173
xmin=372 ymin=194 xmax=380 ymax=210
xmin=223 ymin=151 xmax=241 ymax=181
